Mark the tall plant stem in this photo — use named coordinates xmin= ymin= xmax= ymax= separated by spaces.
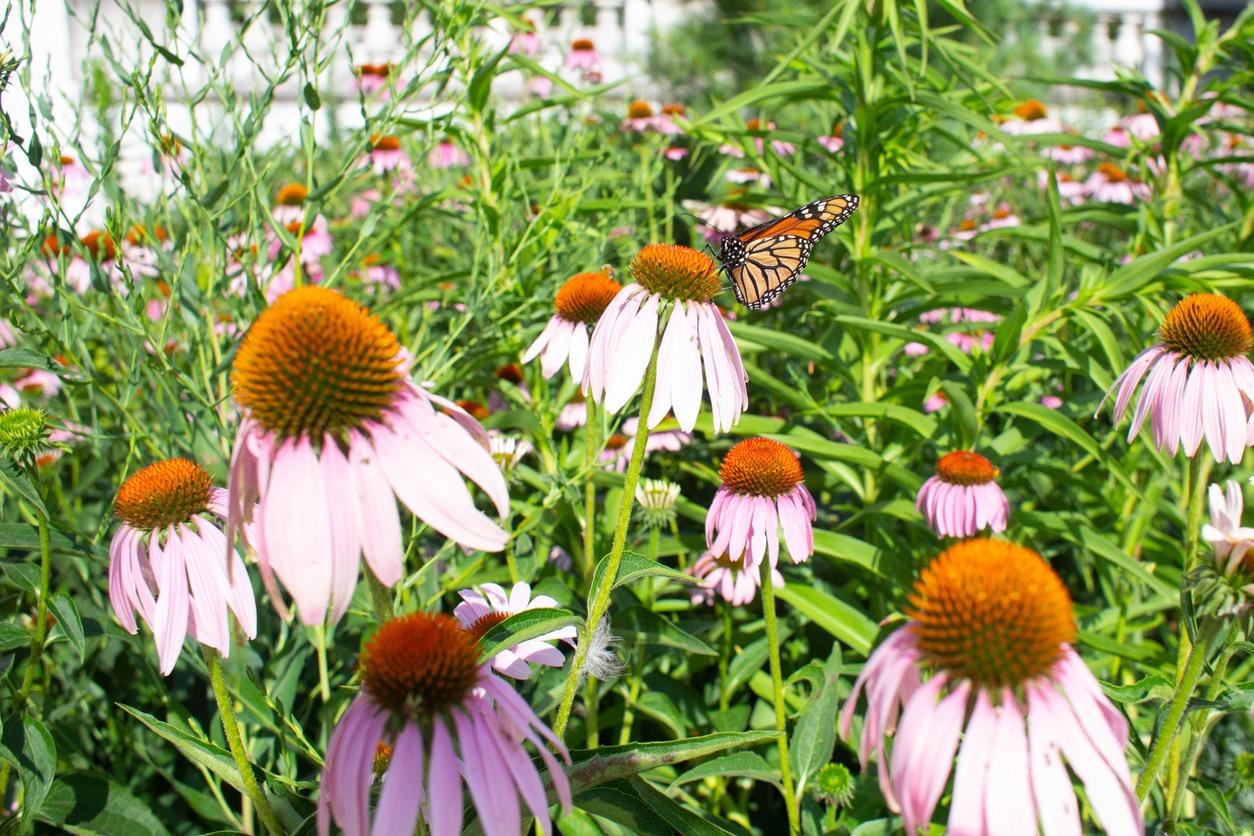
xmin=760 ymin=560 xmax=799 ymax=834
xmin=1166 ymin=620 xmax=1240 ymax=824
xmin=1136 ymin=617 xmax=1222 ymax=801
xmin=16 ymin=511 xmax=51 ymax=709
xmin=552 ymin=332 xmax=662 ymax=739
xmin=206 ymin=649 xmax=283 ymax=836
xmin=581 ymin=400 xmax=599 ymax=588
xmin=618 ymin=526 xmax=659 ymax=746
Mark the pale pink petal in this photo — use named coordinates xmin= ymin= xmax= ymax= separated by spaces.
xmin=669 ymin=302 xmax=704 ymax=431
xmin=948 ymin=689 xmax=997 ymax=834
xmin=605 ymin=292 xmax=661 ymax=413
xmin=151 ymin=532 xmax=190 ymax=675
xmin=427 ymin=717 xmax=463 ymax=836
xmin=263 ymin=438 xmax=334 ymax=625
xmin=109 ymin=527 xmax=139 ymax=634
xmin=178 ymin=526 xmax=230 ymax=655
xmin=541 ymin=319 xmax=575 ymax=379
xmin=347 ymin=434 xmax=405 ymax=586
xmin=567 ymin=323 xmax=590 ymax=382
xmin=984 ymin=690 xmax=1036 ymax=832
xmin=1179 ymin=359 xmax=1206 ymax=455
xmin=521 ymin=316 xmax=559 ymax=366
xmin=372 ymin=721 xmax=424 ymax=836
xmin=320 ymin=437 xmax=363 ymax=622
xmin=1027 ymin=688 xmax=1082 ymax=836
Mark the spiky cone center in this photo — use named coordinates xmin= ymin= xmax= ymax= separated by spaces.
xmin=720 ymin=438 xmax=804 ymax=498
xmin=555 ymin=271 xmax=622 ymax=324
xmin=606 ymin=433 xmax=628 ymax=450
xmin=495 ymin=363 xmax=524 ymax=384
xmin=627 ymin=100 xmax=654 ymax=119
xmin=356 ymin=63 xmax=391 ymax=78
xmin=361 ymin=613 xmax=481 ymax=717
xmin=958 ymin=218 xmax=978 ymax=232
xmin=231 ymin=286 xmax=403 ymax=441
xmin=630 ymin=244 xmax=721 ymax=302
xmin=1096 ymin=162 xmax=1128 ymax=183
xmin=991 ymin=207 xmax=1013 ymax=220
xmin=370 ymin=134 xmax=401 ymax=152
xmin=42 ymin=233 xmax=69 ymax=258
xmin=115 ymin=458 xmax=213 ymax=530
xmin=662 ymin=103 xmax=685 ymax=117
xmin=745 ymin=118 xmax=764 ymax=132
xmin=275 ymin=182 xmax=308 ymax=206
xmin=59 ymin=155 xmax=76 ymax=166
xmin=571 ymin=38 xmax=595 ymax=51
xmin=1013 ymin=99 xmax=1048 ymax=120
xmin=454 ymin=400 xmax=489 ymax=421
xmin=907 ymin=539 xmax=1075 ymax=690
xmin=935 ymin=450 xmax=999 ymax=486
xmin=463 ymin=610 xmax=511 ymax=644
xmin=1158 ymin=293 xmax=1252 ymax=361
xmin=82 ymin=231 xmax=117 ymax=262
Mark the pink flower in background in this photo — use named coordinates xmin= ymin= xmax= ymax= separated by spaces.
xmin=271 ymin=182 xmax=310 ymax=224
xmin=1085 ymin=163 xmax=1150 ymax=204
xmin=745 ymin=118 xmax=795 ymax=156
xmin=318 ymin=613 xmax=571 ymax=836
xmin=228 ymin=287 xmax=509 ymax=626
xmin=706 ymin=438 xmax=816 ymax=569
xmin=555 ymin=394 xmax=588 ymax=431
xmin=16 ymin=368 xmax=61 ymax=399
xmin=428 ymin=138 xmax=470 ymax=169
xmin=0 ymin=319 xmax=17 ymax=348
xmin=109 ymin=459 xmax=257 ymax=675
xmin=1103 ymin=124 xmax=1132 ymax=148
xmin=1203 ymin=481 xmax=1254 ymax=578
xmin=509 ymin=19 xmax=540 ymax=56
xmin=725 ymin=167 xmax=772 ymax=189
xmin=585 ymin=245 xmax=747 ymax=433
xmin=523 ymin=270 xmax=622 ymax=381
xmin=360 ymin=254 xmax=401 ymax=290
xmin=1099 ymin=293 xmax=1254 ymax=464
xmin=1000 ymin=100 xmax=1063 ymax=136
xmin=1041 ymin=394 xmax=1063 ymax=409
xmin=565 ymin=37 xmax=601 ymax=75
xmin=524 ymin=74 xmax=554 ymax=98
xmin=980 ymin=204 xmax=1020 ymax=231
xmin=656 ymin=103 xmax=686 ymax=135
xmin=1043 ymin=142 xmax=1093 ymax=165
xmin=916 ymin=450 xmax=1010 ymax=538
xmin=683 ymin=199 xmax=773 ymax=245
xmin=664 ymin=146 xmax=689 ymax=161
xmin=904 ymin=341 xmax=929 ymax=357
xmin=453 ymin=582 xmax=577 ymax=679
xmin=841 ymin=540 xmax=1141 ymax=836
xmin=549 ymin=545 xmax=574 ymax=571
xmin=364 ymin=134 xmax=411 ymax=174
xmin=353 ymin=63 xmax=393 ymax=96
xmin=349 ymin=189 xmax=382 ymax=219
xmin=690 ymin=550 xmax=784 ymax=606
xmin=923 ymin=391 xmax=947 ymax=413
xmin=601 ymin=415 xmax=692 ymax=472
xmin=1120 ymin=111 xmax=1160 ymax=142
xmin=818 ymin=122 xmax=845 ymax=153
xmin=272 ymin=215 xmax=332 ymax=266
xmin=1037 ymin=170 xmax=1086 ymax=204
xmin=52 ymin=153 xmax=90 ymax=198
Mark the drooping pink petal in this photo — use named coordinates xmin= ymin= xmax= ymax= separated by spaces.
xmin=984 ymin=690 xmax=1036 ymax=832
xmin=520 ymin=315 xmax=558 ymax=366
xmin=1026 ymin=684 xmax=1082 ymax=836
xmin=371 ymin=721 xmax=424 ymax=836
xmin=320 ymin=437 xmax=363 ymax=622
xmin=947 ymin=688 xmax=997 ymax=834
xmin=605 ymin=292 xmax=661 ymax=414
xmin=567 ymin=323 xmax=590 ymax=382
xmin=151 ymin=531 xmax=190 ymax=676
xmin=262 ymin=438 xmax=334 ymax=625
xmin=348 ymin=434 xmax=404 ymax=586
xmin=109 ymin=527 xmax=139 ymax=634
xmin=541 ymin=319 xmax=575 ymax=379
xmin=426 ymin=717 xmax=464 ymax=836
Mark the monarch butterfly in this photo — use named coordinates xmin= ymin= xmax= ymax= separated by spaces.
xmin=718 ymin=194 xmax=860 ymax=309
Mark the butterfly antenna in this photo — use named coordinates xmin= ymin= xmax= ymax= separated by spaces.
xmin=681 ymin=210 xmax=718 ymax=231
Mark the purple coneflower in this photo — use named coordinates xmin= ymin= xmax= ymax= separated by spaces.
xmin=841 ymin=539 xmax=1141 ymax=836
xmin=318 ymin=613 xmax=571 ymax=836
xmin=364 ymin=134 xmax=410 ymax=174
xmin=227 ymin=287 xmax=509 ymax=626
xmin=1084 ymin=163 xmax=1149 ymax=204
xmin=1099 ymin=293 xmax=1254 ymax=464
xmin=109 ymin=459 xmax=257 ymax=674
xmin=353 ymin=63 xmax=393 ymax=96
xmin=1203 ymin=481 xmax=1254 ymax=579
xmin=706 ymin=438 xmax=815 ymax=569
xmin=564 ymin=38 xmax=601 ymax=73
xmin=453 ymin=582 xmax=577 ymax=679
xmin=584 ymin=244 xmax=748 ymax=433
xmin=916 ymin=450 xmax=1010 ymax=539
xmin=690 ymin=550 xmax=783 ymax=606
xmin=522 ymin=270 xmax=621 ymax=381
xmin=1000 ymin=99 xmax=1063 ymax=136
xmin=428 ymin=138 xmax=470 ymax=169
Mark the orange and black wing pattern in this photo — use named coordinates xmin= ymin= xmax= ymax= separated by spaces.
xmin=719 ymin=194 xmax=859 ymax=309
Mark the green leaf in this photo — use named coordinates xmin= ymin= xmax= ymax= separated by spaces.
xmin=574 ymin=780 xmax=673 ymax=832
xmin=48 ymin=594 xmax=85 ymax=661
xmin=939 ymin=381 xmax=978 ymax=448
xmin=775 ymin=585 xmax=875 ymax=656
xmin=670 ymin=751 xmax=780 ymax=789
xmin=1093 ymin=224 xmax=1236 ymax=301
xmin=789 ymin=646 xmax=842 ymax=795
xmin=0 ymin=458 xmax=48 ymax=519
xmin=627 ymin=776 xmax=738 ymax=835
xmin=728 ymin=321 xmax=834 ymax=364
xmin=993 ymin=401 xmax=1136 ymax=492
xmin=477 ymin=607 xmax=579 ymax=665
xmin=947 ymin=251 xmax=1030 ymax=288
xmin=0 ymin=621 xmax=27 ymax=652
xmin=302 ymin=82 xmax=321 ymax=110
xmin=812 ymin=530 xmax=893 ymax=579
xmin=693 ymin=80 xmax=835 ymax=127
xmin=118 ymin=705 xmax=240 ymax=791
xmin=0 ymin=714 xmax=57 ymax=819
xmin=467 ymin=46 xmax=509 ymax=113
xmin=38 ymin=775 xmax=170 ymax=836
xmin=0 ymin=523 xmax=79 ymax=554
xmin=615 ymin=607 xmax=717 ymax=656
xmin=568 ymin=731 xmax=778 ymax=792
xmin=833 ymin=315 xmax=971 ymax=371
xmin=0 ymin=347 xmax=65 ymax=373
xmin=589 ymin=551 xmax=693 ymax=600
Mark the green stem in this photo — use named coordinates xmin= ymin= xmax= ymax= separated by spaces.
xmin=314 ymin=626 xmax=331 ymax=703
xmin=552 ymin=331 xmax=663 ymax=739
xmin=365 ymin=568 xmax=394 ymax=624
xmin=1165 ymin=620 xmax=1240 ymax=824
xmin=16 ymin=511 xmax=52 ymax=709
xmin=618 ymin=526 xmax=660 ymax=746
xmin=760 ymin=560 xmax=799 ymax=834
xmin=581 ymin=400 xmax=598 ymax=588
xmin=1136 ymin=617 xmax=1222 ymax=801
xmin=206 ymin=649 xmax=283 ymax=836
xmin=718 ymin=603 xmax=733 ymax=713
xmin=583 ymin=677 xmax=600 ymax=749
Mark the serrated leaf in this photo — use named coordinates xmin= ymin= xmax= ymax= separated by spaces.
xmin=48 ymin=594 xmax=85 ymax=661
xmin=0 ymin=714 xmax=57 ymax=819
xmin=38 ymin=775 xmax=170 ymax=835
xmin=476 ymin=607 xmax=578 ymax=665
xmin=775 ymin=585 xmax=875 ymax=656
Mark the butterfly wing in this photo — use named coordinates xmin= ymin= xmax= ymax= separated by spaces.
xmin=727 ymin=194 xmax=860 ymax=309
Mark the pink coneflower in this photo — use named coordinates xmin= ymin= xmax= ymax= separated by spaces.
xmin=318 ymin=612 xmax=571 ymax=836
xmin=584 ymin=244 xmax=748 ymax=433
xmin=428 ymin=138 xmax=469 ymax=169
xmin=15 ymin=368 xmax=61 ymax=400
xmin=747 ymin=118 xmax=795 ymax=156
xmin=1099 ymin=293 xmax=1254 ymax=464
xmin=841 ymin=539 xmax=1141 ymax=836
xmin=1041 ymin=394 xmax=1063 ymax=409
xmin=663 ymin=146 xmax=689 ymax=161
xmin=980 ymin=204 xmax=1020 ymax=231
xmin=272 ymin=182 xmax=310 ymax=224
xmin=1043 ymin=141 xmax=1093 ymax=165
xmin=683 ymin=199 xmax=773 ymax=245
xmin=109 ymin=459 xmax=257 ymax=675
xmin=565 ymin=38 xmax=601 ymax=74
xmin=555 ymin=391 xmax=588 ymax=431
xmin=453 ymin=582 xmax=577 ymax=678
xmin=1203 ymin=481 xmax=1254 ymax=579
xmin=522 ymin=271 xmax=622 ymax=381
xmin=65 ymin=230 xmax=158 ymax=292
xmin=916 ymin=450 xmax=1010 ymax=539
xmin=621 ymin=100 xmax=660 ymax=133
xmin=271 ymin=216 xmax=332 ymax=267
xmin=509 ymin=18 xmax=539 ymax=56
xmin=1085 ymin=162 xmax=1150 ymax=204
xmin=363 ymin=134 xmax=410 ymax=175
xmin=656 ymin=103 xmax=686 ymax=135
xmin=601 ymin=415 xmax=692 ymax=472
xmin=358 ymin=254 xmax=400 ymax=291
xmin=725 ymin=166 xmax=771 ymax=189
xmin=690 ymin=550 xmax=783 ymax=606
xmin=705 ymin=438 xmax=815 ymax=569
xmin=1121 ymin=110 xmax=1160 ymax=142
xmin=818 ymin=121 xmax=845 ymax=153
xmin=1000 ymin=99 xmax=1063 ymax=136
xmin=52 ymin=153 xmax=89 ymax=198
xmin=1037 ymin=170 xmax=1086 ymax=205
xmin=353 ymin=63 xmax=393 ymax=96
xmin=923 ymin=391 xmax=948 ymax=413
xmin=524 ymin=74 xmax=554 ymax=98
xmin=227 ymin=287 xmax=509 ymax=626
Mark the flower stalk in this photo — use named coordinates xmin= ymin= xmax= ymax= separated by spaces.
xmin=552 ymin=327 xmax=662 ymax=739
xmin=760 ymin=558 xmax=800 ymax=834
xmin=206 ymin=648 xmax=283 ymax=836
